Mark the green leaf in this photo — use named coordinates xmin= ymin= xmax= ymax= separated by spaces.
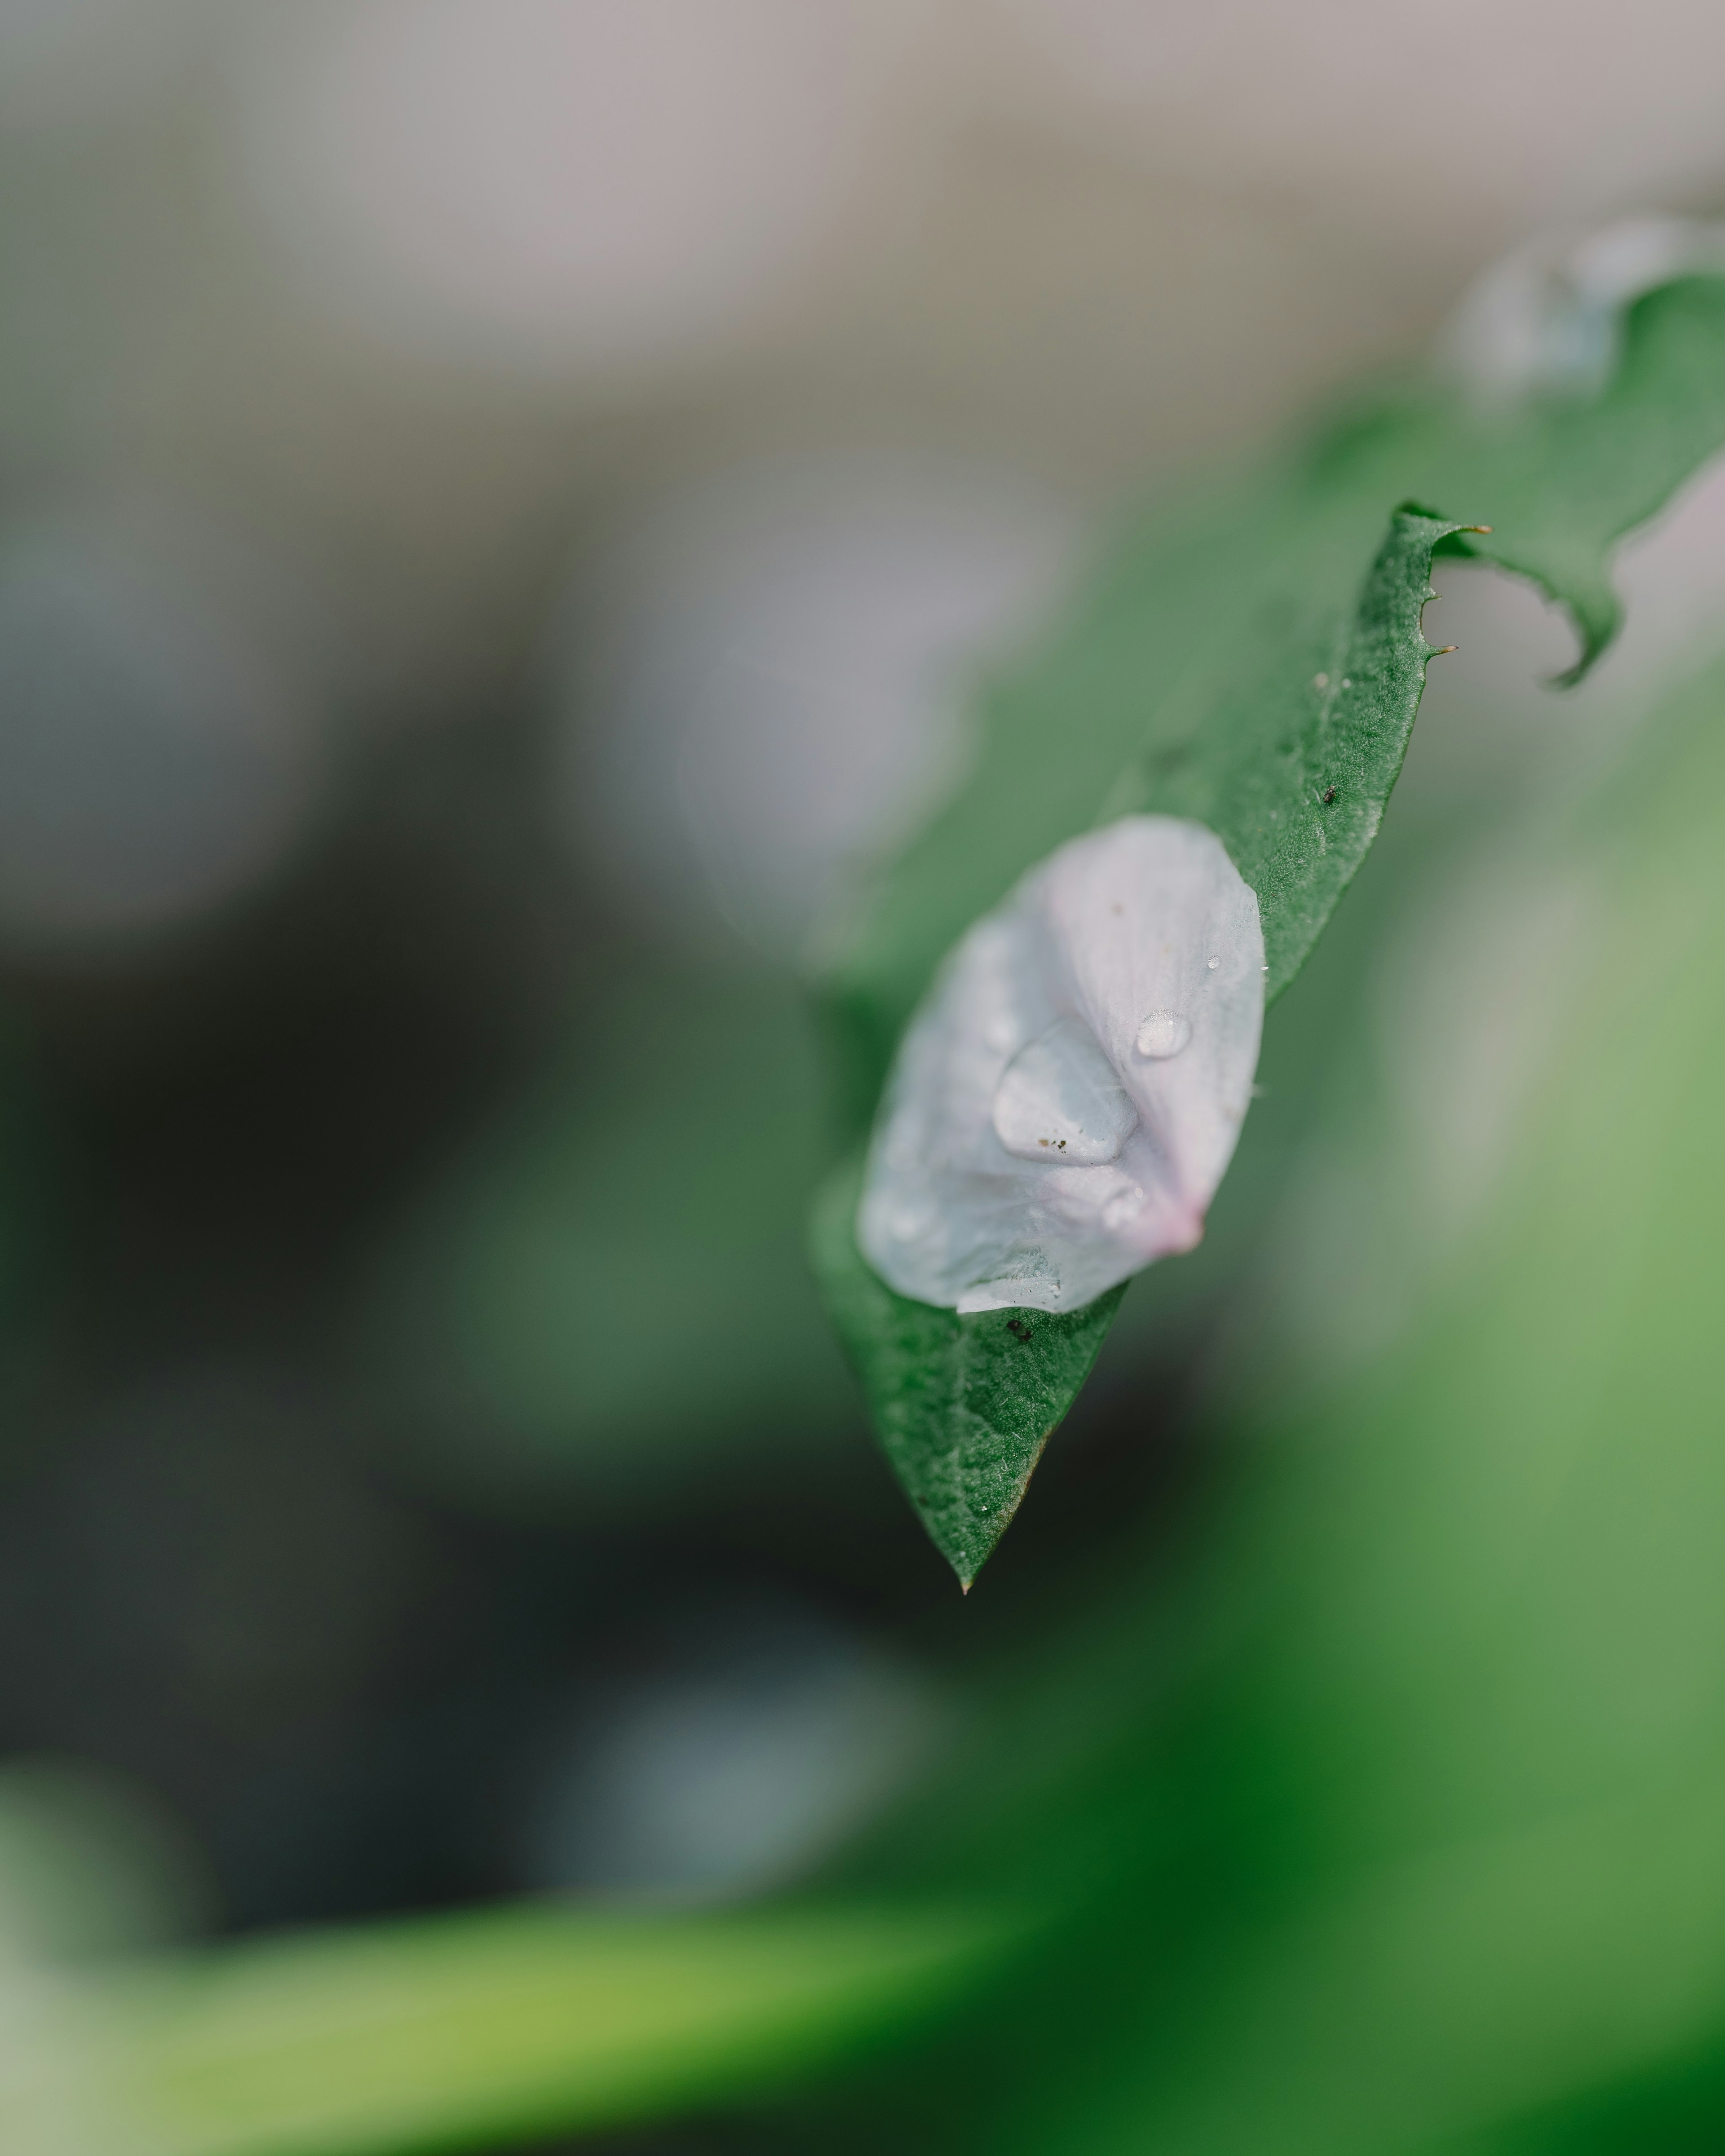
xmin=820 ymin=641 xmax=1725 ymax=2156
xmin=820 ymin=505 xmax=1468 ymax=1583
xmin=830 ymin=279 xmax=1725 ymax=1108
xmin=1418 ymin=274 xmax=1725 ymax=675
xmin=810 ymin=1156 xmax=1125 ymax=1588
xmin=12 ymin=1900 xmax=1005 ymax=2156
xmin=1113 ymin=504 xmax=1471 ymax=998
xmin=814 ymin=273 xmax=1725 ymax=1582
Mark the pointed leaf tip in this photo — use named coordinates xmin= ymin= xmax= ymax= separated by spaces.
xmin=816 ymin=504 xmax=1477 ymax=1570
xmin=818 ymin=275 xmax=1725 ymax=1567
xmin=809 ymin=1158 xmax=1125 ymax=1585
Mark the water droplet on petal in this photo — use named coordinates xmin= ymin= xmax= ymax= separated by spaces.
xmin=1134 ymin=1008 xmax=1192 ymax=1060
xmin=991 ymin=1016 xmax=1138 ymax=1166
xmin=1102 ymin=1186 xmax=1145 ymax=1230
xmin=1206 ymin=955 xmax=1220 ymax=971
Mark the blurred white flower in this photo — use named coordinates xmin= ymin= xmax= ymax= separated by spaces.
xmin=522 ymin=1608 xmax=942 ymax=1903
xmin=232 ymin=0 xmax=925 ymax=377
xmin=987 ymin=0 xmax=1725 ymax=241
xmin=0 ymin=492 xmax=339 ymax=954
xmin=859 ymin=815 xmax=1264 ymax=1313
xmin=1443 ymin=215 xmax=1725 ymax=400
xmin=557 ymin=449 xmax=1079 ymax=957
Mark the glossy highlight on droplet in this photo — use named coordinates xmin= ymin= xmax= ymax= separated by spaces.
xmin=991 ymin=1016 xmax=1138 ymax=1165
xmin=1101 ymin=1186 xmax=1146 ymax=1230
xmin=1134 ymin=1008 xmax=1191 ymax=1060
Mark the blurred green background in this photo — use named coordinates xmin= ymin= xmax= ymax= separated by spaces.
xmin=5 ymin=5 xmax=1725 ymax=2153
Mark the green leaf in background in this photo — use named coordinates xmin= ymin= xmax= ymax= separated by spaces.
xmin=809 ymin=1157 xmax=1125 ymax=1589
xmin=363 ymin=959 xmax=856 ymax=1514
xmin=800 ymin=635 xmax=1725 ymax=2156
xmin=815 ymin=274 xmax=1725 ymax=1581
xmin=1419 ymin=274 xmax=1725 ymax=672
xmin=3 ymin=1900 xmax=1005 ymax=2156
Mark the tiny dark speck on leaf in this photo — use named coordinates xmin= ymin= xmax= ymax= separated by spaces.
xmin=1006 ymin=1318 xmax=1033 ymax=1343
xmin=1322 ymin=786 xmax=1337 ymax=804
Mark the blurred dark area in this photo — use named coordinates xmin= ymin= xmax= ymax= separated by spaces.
xmin=0 ymin=678 xmax=1220 ymax=1941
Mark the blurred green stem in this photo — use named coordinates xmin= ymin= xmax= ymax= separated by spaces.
xmin=2 ymin=1900 xmax=1006 ymax=2156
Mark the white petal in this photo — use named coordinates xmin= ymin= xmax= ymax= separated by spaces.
xmin=857 ymin=815 xmax=1265 ymax=1313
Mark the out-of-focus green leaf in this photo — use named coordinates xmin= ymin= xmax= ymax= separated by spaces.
xmin=4 ymin=1901 xmax=1005 ymax=2156
xmin=816 ymin=275 xmax=1725 ymax=1582
xmin=792 ymin=645 xmax=1725 ymax=2154
xmin=364 ymin=958 xmax=855 ymax=1510
xmin=809 ymin=1157 xmax=1125 ymax=1589
xmin=1425 ymin=274 xmax=1725 ymax=672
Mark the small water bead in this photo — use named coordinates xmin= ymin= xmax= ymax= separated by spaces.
xmin=1101 ymin=1186 xmax=1146 ymax=1230
xmin=1134 ymin=1008 xmax=1192 ymax=1060
xmin=1206 ymin=956 xmax=1220 ymax=971
xmin=991 ymin=1016 xmax=1138 ymax=1165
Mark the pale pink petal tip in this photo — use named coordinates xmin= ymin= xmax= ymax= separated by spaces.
xmin=858 ymin=815 xmax=1265 ymax=1314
